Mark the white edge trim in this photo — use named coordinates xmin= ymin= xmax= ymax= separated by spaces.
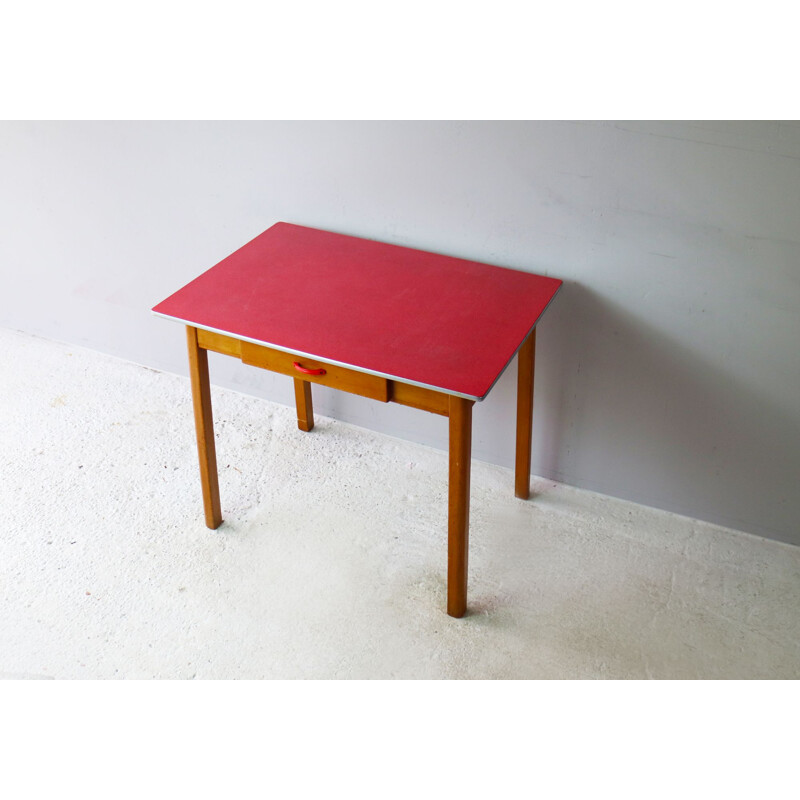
xmin=151 ymin=310 xmax=481 ymax=401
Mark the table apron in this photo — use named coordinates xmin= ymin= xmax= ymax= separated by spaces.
xmin=195 ymin=327 xmax=450 ymax=415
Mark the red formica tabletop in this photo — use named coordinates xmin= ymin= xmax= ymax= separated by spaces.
xmin=152 ymin=222 xmax=562 ymax=400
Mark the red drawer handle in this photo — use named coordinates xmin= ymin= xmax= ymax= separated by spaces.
xmin=293 ymin=361 xmax=326 ymax=376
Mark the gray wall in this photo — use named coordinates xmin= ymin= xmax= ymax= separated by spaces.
xmin=2 ymin=121 xmax=798 ymax=545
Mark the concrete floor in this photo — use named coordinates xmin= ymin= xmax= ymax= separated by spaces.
xmin=1 ymin=326 xmax=798 ymax=679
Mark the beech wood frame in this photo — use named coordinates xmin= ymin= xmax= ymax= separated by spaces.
xmin=186 ymin=325 xmax=536 ymax=618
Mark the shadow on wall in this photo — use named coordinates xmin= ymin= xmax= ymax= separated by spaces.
xmin=539 ymin=281 xmax=799 ymax=545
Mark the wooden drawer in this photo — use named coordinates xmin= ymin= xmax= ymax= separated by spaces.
xmin=240 ymin=340 xmax=389 ymax=402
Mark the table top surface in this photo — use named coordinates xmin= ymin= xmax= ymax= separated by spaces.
xmin=152 ymin=222 xmax=562 ymax=400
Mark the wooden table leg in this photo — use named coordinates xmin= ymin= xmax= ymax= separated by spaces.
xmin=448 ymin=395 xmax=474 ymax=618
xmin=515 ymin=328 xmax=536 ymax=500
xmin=186 ymin=326 xmax=223 ymax=529
xmin=293 ymin=378 xmax=315 ymax=432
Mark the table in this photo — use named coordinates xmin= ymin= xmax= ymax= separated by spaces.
xmin=152 ymin=222 xmax=562 ymax=617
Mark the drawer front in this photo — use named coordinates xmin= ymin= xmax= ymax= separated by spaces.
xmin=240 ymin=340 xmax=389 ymax=402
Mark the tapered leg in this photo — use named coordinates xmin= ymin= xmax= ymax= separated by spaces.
xmin=448 ymin=395 xmax=474 ymax=618
xmin=515 ymin=328 xmax=536 ymax=499
xmin=186 ymin=326 xmax=222 ymax=529
xmin=293 ymin=378 xmax=315 ymax=432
